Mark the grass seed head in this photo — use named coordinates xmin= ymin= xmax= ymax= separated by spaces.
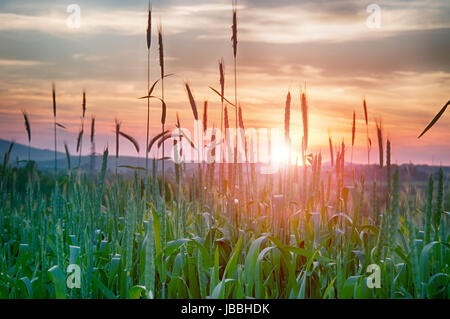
xmin=300 ymin=89 xmax=309 ymax=152
xmin=64 ymin=142 xmax=71 ymax=170
xmin=158 ymin=23 xmax=164 ymax=77
xmin=90 ymin=116 xmax=95 ymax=143
xmin=376 ymin=119 xmax=383 ymax=168
xmin=352 ymin=111 xmax=356 ymax=147
xmin=82 ymin=90 xmax=86 ymax=118
xmin=76 ymin=129 xmax=84 ymax=153
xmin=231 ymin=3 xmax=237 ymax=59
xmin=185 ymin=83 xmax=198 ymax=121
xmin=219 ymin=59 xmax=225 ymax=103
xmin=224 ymin=105 xmax=229 ymax=130
xmin=22 ymin=110 xmax=31 ymax=143
xmin=284 ymin=91 xmax=291 ymax=143
xmin=238 ymin=104 xmax=244 ymax=129
xmin=146 ymin=2 xmax=152 ymax=50
xmin=203 ymin=101 xmax=208 ymax=132
xmin=52 ymin=83 xmax=56 ymax=118
xmin=115 ymin=118 xmax=121 ymax=159
xmin=328 ymin=134 xmax=334 ymax=167
xmin=363 ymin=98 xmax=368 ymax=126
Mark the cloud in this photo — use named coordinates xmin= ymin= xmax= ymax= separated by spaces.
xmin=72 ymin=53 xmax=104 ymax=62
xmin=0 ymin=0 xmax=448 ymax=44
xmin=208 ymin=1 xmax=450 ymax=44
xmin=0 ymin=3 xmax=231 ymax=37
xmin=0 ymin=11 xmax=142 ymax=36
xmin=0 ymin=59 xmax=45 ymax=67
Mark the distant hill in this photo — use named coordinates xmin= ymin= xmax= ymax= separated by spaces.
xmin=1 ymin=139 xmax=449 ymax=179
xmin=0 ymin=139 xmax=64 ymax=162
xmin=0 ymin=139 xmax=167 ymax=173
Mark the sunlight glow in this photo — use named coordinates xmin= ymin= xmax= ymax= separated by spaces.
xmin=270 ymin=143 xmax=298 ymax=166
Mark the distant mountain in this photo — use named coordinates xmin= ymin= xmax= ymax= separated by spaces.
xmin=0 ymin=139 xmax=64 ymax=162
xmin=0 ymin=139 xmax=169 ymax=173
xmin=1 ymin=139 xmax=448 ymax=179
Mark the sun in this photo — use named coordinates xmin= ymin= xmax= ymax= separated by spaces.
xmin=270 ymin=143 xmax=298 ymax=165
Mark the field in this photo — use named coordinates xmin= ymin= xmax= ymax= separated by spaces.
xmin=0 ymin=146 xmax=448 ymax=299
xmin=0 ymin=2 xmax=449 ymax=300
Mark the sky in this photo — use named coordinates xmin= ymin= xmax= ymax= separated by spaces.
xmin=0 ymin=0 xmax=449 ymax=164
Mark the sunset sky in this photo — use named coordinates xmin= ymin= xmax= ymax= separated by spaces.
xmin=0 ymin=0 xmax=449 ymax=164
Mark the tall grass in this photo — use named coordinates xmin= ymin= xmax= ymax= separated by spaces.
xmin=157 ymin=21 xmax=168 ymax=298
xmin=77 ymin=90 xmax=86 ymax=168
xmin=284 ymin=91 xmax=291 ymax=144
xmin=363 ymin=98 xmax=371 ymax=166
xmin=351 ymin=111 xmax=356 ymax=166
xmin=218 ymin=59 xmax=226 ymax=190
xmin=376 ymin=120 xmax=383 ymax=168
xmin=90 ymin=116 xmax=96 ymax=172
xmin=145 ymin=3 xmax=152 ymax=172
xmin=64 ymin=142 xmax=71 ymax=170
xmin=52 ymin=83 xmax=57 ymax=176
xmin=300 ymin=89 xmax=309 ymax=163
xmin=328 ymin=133 xmax=334 ymax=167
xmin=1 ymin=139 xmax=447 ymax=299
xmin=232 ymin=1 xmax=239 ymax=191
xmin=115 ymin=119 xmax=121 ymax=174
xmin=22 ymin=110 xmax=31 ymax=162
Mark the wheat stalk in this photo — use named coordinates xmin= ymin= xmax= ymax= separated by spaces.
xmin=76 ymin=129 xmax=83 ymax=154
xmin=22 ymin=110 xmax=31 ymax=161
xmin=328 ymin=132 xmax=334 ymax=167
xmin=52 ymin=83 xmax=57 ymax=176
xmin=218 ymin=59 xmax=225 ymax=190
xmin=158 ymin=22 xmax=165 ymax=159
xmin=284 ymin=91 xmax=291 ymax=144
xmin=64 ymin=142 xmax=71 ymax=170
xmin=90 ymin=116 xmax=96 ymax=172
xmin=238 ymin=104 xmax=244 ymax=130
xmin=376 ymin=119 xmax=383 ymax=168
xmin=115 ymin=118 xmax=121 ymax=174
xmin=300 ymin=89 xmax=309 ymax=157
xmin=77 ymin=90 xmax=86 ymax=168
xmin=203 ymin=101 xmax=208 ymax=133
xmin=238 ymin=104 xmax=246 ymax=160
xmin=185 ymin=83 xmax=198 ymax=121
xmin=82 ymin=90 xmax=86 ymax=117
xmin=351 ymin=111 xmax=355 ymax=166
xmin=363 ymin=98 xmax=370 ymax=166
xmin=22 ymin=111 xmax=31 ymax=144
xmin=157 ymin=20 xmax=168 ymax=299
xmin=224 ymin=105 xmax=232 ymax=189
xmin=145 ymin=2 xmax=152 ymax=172
xmin=231 ymin=1 xmax=239 ymax=186
xmin=386 ymin=138 xmax=391 ymax=197
xmin=90 ymin=117 xmax=95 ymax=144
xmin=52 ymin=83 xmax=56 ymax=118
xmin=224 ymin=106 xmax=230 ymax=140
xmin=146 ymin=2 xmax=152 ymax=50
xmin=203 ymin=100 xmax=208 ymax=178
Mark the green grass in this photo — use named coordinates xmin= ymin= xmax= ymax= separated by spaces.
xmin=0 ymin=152 xmax=448 ymax=299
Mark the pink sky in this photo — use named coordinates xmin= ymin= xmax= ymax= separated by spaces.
xmin=0 ymin=0 xmax=449 ymax=164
